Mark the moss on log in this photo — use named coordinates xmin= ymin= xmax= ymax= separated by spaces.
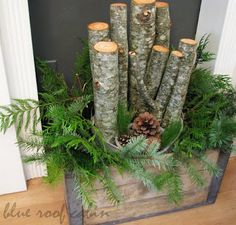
xmin=93 ymin=42 xmax=119 ymax=142
xmin=110 ymin=3 xmax=129 ymax=107
xmin=155 ymin=2 xmax=171 ymax=48
xmin=145 ymin=45 xmax=169 ymax=99
xmin=155 ymin=51 xmax=183 ymax=120
xmin=162 ymin=39 xmax=197 ymax=127
xmin=129 ymin=0 xmax=156 ymax=111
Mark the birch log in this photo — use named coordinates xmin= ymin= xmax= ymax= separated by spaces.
xmin=129 ymin=51 xmax=159 ymax=114
xmin=145 ymin=45 xmax=169 ymax=99
xmin=155 ymin=50 xmax=183 ymax=120
xmin=155 ymin=2 xmax=171 ymax=48
xmin=88 ymin=22 xmax=110 ymax=74
xmin=110 ymin=3 xmax=128 ymax=107
xmin=162 ymin=39 xmax=197 ymax=127
xmin=129 ymin=0 xmax=156 ymax=111
xmin=93 ymin=42 xmax=119 ymax=143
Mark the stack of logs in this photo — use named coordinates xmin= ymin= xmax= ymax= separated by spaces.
xmin=88 ymin=0 xmax=197 ymax=143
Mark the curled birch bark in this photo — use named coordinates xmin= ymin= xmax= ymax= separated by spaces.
xmin=155 ymin=50 xmax=183 ymax=120
xmin=162 ymin=39 xmax=198 ymax=127
xmin=88 ymin=22 xmax=110 ymax=74
xmin=110 ymin=3 xmax=129 ymax=107
xmin=145 ymin=45 xmax=169 ymax=99
xmin=129 ymin=0 xmax=156 ymax=111
xmin=93 ymin=42 xmax=119 ymax=143
xmin=155 ymin=2 xmax=171 ymax=48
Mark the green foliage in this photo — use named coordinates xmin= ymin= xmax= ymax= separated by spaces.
xmin=0 ymin=99 xmax=40 ymax=135
xmin=161 ymin=119 xmax=183 ymax=150
xmin=177 ymin=68 xmax=236 ymax=155
xmin=117 ymin=103 xmax=135 ymax=135
xmin=1 ymin=37 xmax=234 ymax=209
xmin=195 ymin=34 xmax=215 ymax=68
xmin=36 ymin=58 xmax=69 ymax=99
xmin=209 ymin=117 xmax=236 ymax=150
xmin=74 ymin=40 xmax=92 ymax=96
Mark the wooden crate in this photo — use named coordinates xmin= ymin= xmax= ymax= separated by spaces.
xmin=65 ymin=150 xmax=230 ymax=225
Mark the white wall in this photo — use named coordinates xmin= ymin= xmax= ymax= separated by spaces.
xmin=196 ymin=0 xmax=236 ymax=85
xmin=0 ymin=41 xmax=27 ymax=195
xmin=0 ymin=0 xmax=46 ymax=182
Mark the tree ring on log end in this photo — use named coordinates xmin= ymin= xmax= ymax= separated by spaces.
xmin=172 ymin=50 xmax=183 ymax=58
xmin=153 ymin=45 xmax=169 ymax=53
xmin=88 ymin=22 xmax=109 ymax=31
xmin=111 ymin=3 xmax=127 ymax=7
xmin=133 ymin=0 xmax=156 ymax=5
xmin=94 ymin=41 xmax=118 ymax=53
xmin=156 ymin=2 xmax=169 ymax=8
xmin=181 ymin=39 xmax=198 ymax=46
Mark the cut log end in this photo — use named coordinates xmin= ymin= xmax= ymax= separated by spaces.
xmin=133 ymin=0 xmax=156 ymax=5
xmin=94 ymin=41 xmax=118 ymax=53
xmin=172 ymin=50 xmax=183 ymax=58
xmin=156 ymin=2 xmax=169 ymax=8
xmin=88 ymin=22 xmax=109 ymax=31
xmin=181 ymin=38 xmax=198 ymax=46
xmin=153 ymin=45 xmax=169 ymax=53
xmin=111 ymin=3 xmax=127 ymax=7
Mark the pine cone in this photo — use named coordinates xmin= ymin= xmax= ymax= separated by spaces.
xmin=118 ymin=135 xmax=131 ymax=147
xmin=132 ymin=112 xmax=160 ymax=137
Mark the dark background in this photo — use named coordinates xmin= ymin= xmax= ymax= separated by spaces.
xmin=28 ymin=0 xmax=202 ymax=86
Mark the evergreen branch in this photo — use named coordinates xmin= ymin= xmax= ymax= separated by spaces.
xmin=17 ymin=135 xmax=44 ymax=152
xmin=73 ymin=168 xmax=96 ymax=209
xmin=185 ymin=163 xmax=205 ymax=187
xmin=121 ymin=136 xmax=148 ymax=158
xmin=198 ymin=154 xmax=221 ymax=177
xmin=100 ymin=164 xmax=123 ymax=206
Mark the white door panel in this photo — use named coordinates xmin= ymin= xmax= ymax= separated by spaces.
xmin=0 ymin=42 xmax=27 ymax=195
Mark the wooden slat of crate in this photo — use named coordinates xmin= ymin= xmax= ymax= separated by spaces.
xmin=83 ymin=151 xmax=219 ymax=225
xmin=92 ymin=171 xmax=212 ymax=208
xmin=84 ymin=189 xmax=209 ymax=225
xmin=94 ymin=150 xmax=219 ymax=189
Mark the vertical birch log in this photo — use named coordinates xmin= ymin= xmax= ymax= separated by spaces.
xmin=145 ymin=45 xmax=169 ymax=99
xmin=155 ymin=50 xmax=183 ymax=120
xmin=93 ymin=42 xmax=119 ymax=143
xmin=129 ymin=0 xmax=156 ymax=111
xmin=162 ymin=39 xmax=198 ymax=127
xmin=88 ymin=22 xmax=110 ymax=74
xmin=110 ymin=3 xmax=129 ymax=107
xmin=129 ymin=51 xmax=159 ymax=113
xmin=155 ymin=2 xmax=171 ymax=48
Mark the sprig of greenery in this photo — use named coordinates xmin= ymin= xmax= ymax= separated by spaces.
xmin=0 ymin=99 xmax=39 ymax=135
xmin=195 ymin=34 xmax=215 ymax=68
xmin=117 ymin=103 xmax=135 ymax=135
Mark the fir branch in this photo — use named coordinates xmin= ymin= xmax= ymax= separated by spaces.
xmin=73 ymin=168 xmax=96 ymax=209
xmin=100 ymin=164 xmax=123 ymax=206
xmin=198 ymin=154 xmax=221 ymax=177
xmin=0 ymin=99 xmax=40 ymax=135
xmin=36 ymin=58 xmax=68 ymax=96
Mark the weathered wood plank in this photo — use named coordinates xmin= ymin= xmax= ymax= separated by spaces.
xmin=91 ymin=171 xmax=212 ymax=209
xmin=93 ymin=150 xmax=219 ymax=189
xmin=84 ymin=189 xmax=209 ymax=225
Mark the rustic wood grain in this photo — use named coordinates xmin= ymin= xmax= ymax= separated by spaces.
xmin=0 ymin=155 xmax=235 ymax=225
xmin=83 ymin=151 xmax=219 ymax=224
